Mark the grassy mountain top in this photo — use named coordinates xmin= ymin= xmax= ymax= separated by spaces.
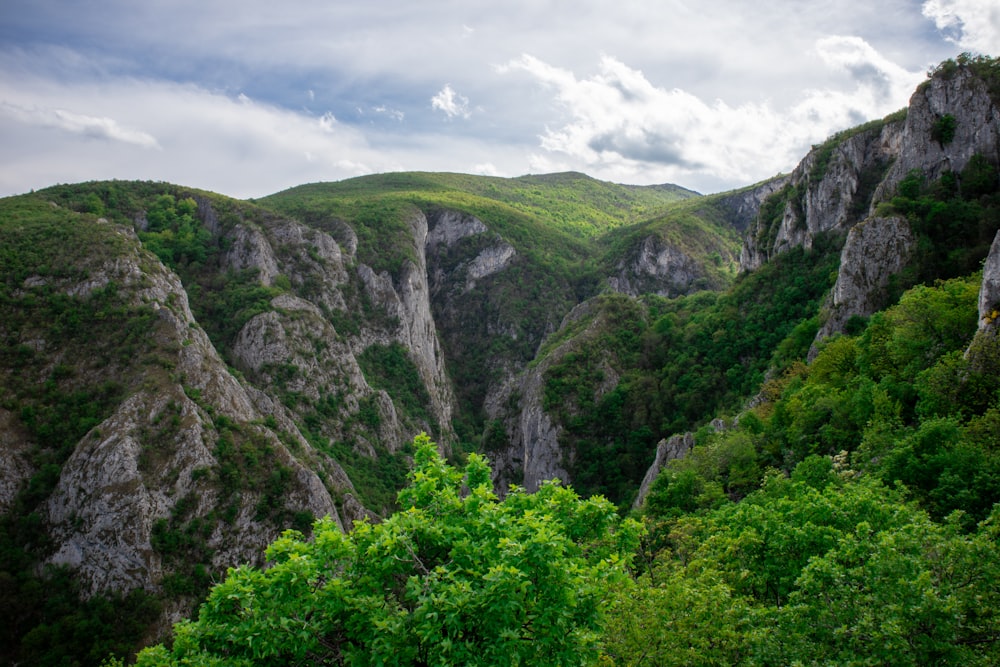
xmin=261 ymin=171 xmax=734 ymax=312
xmin=264 ymin=170 xmax=699 ymax=240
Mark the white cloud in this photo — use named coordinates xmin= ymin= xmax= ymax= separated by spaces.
xmin=0 ymin=56 xmax=538 ymax=198
xmin=373 ymin=105 xmax=405 ymax=121
xmin=500 ymin=39 xmax=924 ymax=188
xmin=431 ymin=84 xmax=471 ymax=119
xmin=0 ymin=2 xmax=972 ymax=196
xmin=1 ymin=101 xmax=160 ymax=149
xmin=0 ymin=68 xmax=392 ymax=197
xmin=472 ymin=162 xmax=501 ymax=176
xmin=318 ymin=111 xmax=337 ymax=132
xmin=922 ymin=0 xmax=1000 ymax=54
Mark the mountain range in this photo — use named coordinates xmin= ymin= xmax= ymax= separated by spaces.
xmin=2 ymin=54 xmax=1000 ymax=664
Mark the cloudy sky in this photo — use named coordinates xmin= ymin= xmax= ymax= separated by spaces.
xmin=1 ymin=1 xmax=998 ymax=198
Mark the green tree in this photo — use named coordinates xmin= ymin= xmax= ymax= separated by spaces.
xmin=621 ymin=471 xmax=1000 ymax=666
xmin=136 ymin=434 xmax=642 ymax=666
xmin=767 ymin=508 xmax=1000 ymax=666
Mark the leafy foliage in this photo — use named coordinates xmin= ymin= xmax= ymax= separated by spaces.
xmin=643 ymin=274 xmax=1000 ymax=525
xmin=0 ymin=562 xmax=161 ymax=667
xmin=542 ymin=234 xmax=841 ymax=505
xmin=613 ymin=473 xmax=1000 ymax=666
xmin=358 ymin=342 xmax=435 ymax=429
xmin=136 ymin=434 xmax=642 ymax=666
xmin=138 ymin=194 xmax=213 ymax=269
xmin=931 ymin=113 xmax=958 ymax=146
xmin=883 ymin=160 xmax=1000 ymax=287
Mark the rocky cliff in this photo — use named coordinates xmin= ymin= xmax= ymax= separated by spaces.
xmin=0 ymin=206 xmax=353 ymax=628
xmin=607 ymin=234 xmax=722 ymax=297
xmin=4 ymin=55 xmax=1000 ymax=662
xmin=812 ymin=215 xmax=916 ymax=346
xmin=739 ymin=57 xmax=1000 ymax=346
xmin=875 ymin=64 xmax=1000 ymax=202
xmin=740 ymin=117 xmax=903 ymax=272
xmin=223 ymin=205 xmax=457 ymax=454
xmin=979 ymin=230 xmax=1000 ymax=330
xmin=632 ymin=56 xmax=1000 ymax=506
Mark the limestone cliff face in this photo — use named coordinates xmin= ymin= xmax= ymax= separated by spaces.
xmin=489 ymin=304 xmax=593 ymax=496
xmin=631 ymin=418 xmax=730 ymax=509
xmin=717 ymin=177 xmax=791 ymax=233
xmin=19 ymin=219 xmax=346 ymax=606
xmin=813 ymin=62 xmax=1000 ymax=342
xmin=741 ymin=61 xmax=1000 ymax=346
xmin=607 ymin=235 xmax=712 ymax=297
xmin=219 ymin=205 xmax=457 ymax=452
xmin=875 ymin=66 xmax=1000 ymax=202
xmin=425 ymin=208 xmax=518 ymax=298
xmin=362 ymin=211 xmax=456 ymax=442
xmin=741 ymin=120 xmax=903 ymax=272
xmin=424 ymin=208 xmax=577 ymax=472
xmin=2 ymin=194 xmax=495 ymax=634
xmin=490 ymin=299 xmax=627 ymax=495
xmin=632 ymin=433 xmax=695 ymax=509
xmin=967 ymin=230 xmax=1000 ymax=376
xmin=979 ymin=231 xmax=1000 ymax=330
xmin=813 ymin=215 xmax=916 ymax=347
xmin=0 ymin=408 xmax=32 ymax=513
xmin=489 ymin=356 xmax=569 ymax=496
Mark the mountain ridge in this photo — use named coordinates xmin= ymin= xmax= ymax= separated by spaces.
xmin=2 ymin=53 xmax=1000 ymax=664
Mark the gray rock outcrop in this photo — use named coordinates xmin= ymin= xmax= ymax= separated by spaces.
xmin=741 ymin=120 xmax=903 ymax=272
xmin=978 ymin=230 xmax=1000 ymax=330
xmin=716 ymin=176 xmax=791 ymax=233
xmin=875 ymin=66 xmax=1000 ymax=202
xmin=608 ymin=235 xmax=710 ymax=297
xmin=35 ymin=229 xmax=344 ymax=602
xmin=0 ymin=408 xmax=32 ymax=513
xmin=745 ymin=60 xmax=1000 ymax=350
xmin=490 ymin=299 xmax=629 ymax=495
xmin=490 ymin=357 xmax=570 ymax=496
xmin=632 ymin=433 xmax=695 ymax=509
xmin=219 ymin=204 xmax=458 ymax=451
xmin=812 ymin=215 xmax=916 ymax=346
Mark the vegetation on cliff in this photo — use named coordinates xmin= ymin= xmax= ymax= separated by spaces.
xmin=4 ymin=54 xmax=1000 ymax=667
xmin=134 ymin=435 xmax=641 ymax=666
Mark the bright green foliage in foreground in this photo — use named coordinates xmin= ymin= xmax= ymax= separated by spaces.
xmin=136 ymin=434 xmax=642 ymax=666
xmin=609 ymin=472 xmax=1000 ymax=666
xmin=619 ymin=271 xmax=1000 ymax=664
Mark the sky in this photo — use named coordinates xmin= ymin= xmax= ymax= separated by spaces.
xmin=1 ymin=1 xmax=998 ymax=199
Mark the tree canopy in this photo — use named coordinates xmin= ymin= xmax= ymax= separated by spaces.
xmin=135 ymin=434 xmax=642 ymax=666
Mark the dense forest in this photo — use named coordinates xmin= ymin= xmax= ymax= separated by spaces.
xmin=2 ymin=54 xmax=1000 ymax=665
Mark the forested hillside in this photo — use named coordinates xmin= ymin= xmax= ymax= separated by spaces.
xmin=2 ymin=54 xmax=1000 ymax=665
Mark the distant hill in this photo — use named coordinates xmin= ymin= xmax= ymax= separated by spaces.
xmin=2 ymin=54 xmax=1000 ymax=665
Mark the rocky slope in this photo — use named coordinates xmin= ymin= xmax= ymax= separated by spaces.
xmin=740 ymin=116 xmax=903 ymax=272
xmin=3 ymin=54 xmax=1000 ymax=662
xmin=496 ymin=56 xmax=1000 ymax=500
xmin=221 ymin=203 xmax=456 ymax=454
xmin=0 ymin=205 xmax=354 ymax=633
xmin=743 ymin=55 xmax=1000 ymax=343
xmin=1 ymin=171 xmax=736 ymax=651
